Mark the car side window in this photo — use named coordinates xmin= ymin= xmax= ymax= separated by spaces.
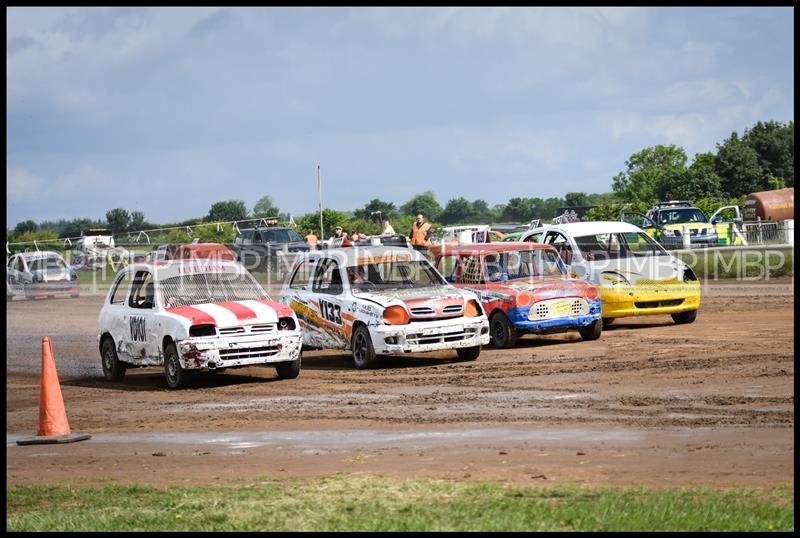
xmin=312 ymin=259 xmax=343 ymax=295
xmin=437 ymin=255 xmax=458 ymax=283
xmin=110 ymin=272 xmax=131 ymax=305
xmin=524 ymin=232 xmax=542 ymax=243
xmin=128 ymin=270 xmax=155 ymax=309
xmin=460 ymin=255 xmax=484 ymax=285
xmin=289 ymin=259 xmax=315 ymax=290
xmin=544 ymin=232 xmax=573 ymax=265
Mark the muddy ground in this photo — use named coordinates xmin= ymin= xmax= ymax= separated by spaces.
xmin=6 ymin=278 xmax=794 ymax=489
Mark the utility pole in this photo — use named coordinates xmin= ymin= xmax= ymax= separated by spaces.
xmin=317 ymin=165 xmax=324 ymax=240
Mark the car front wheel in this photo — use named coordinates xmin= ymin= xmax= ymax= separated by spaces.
xmin=671 ymin=310 xmax=698 ymax=325
xmin=275 ymin=356 xmax=301 ymax=379
xmin=351 ymin=326 xmax=377 ymax=369
xmin=164 ymin=341 xmax=189 ymax=389
xmin=456 ymin=346 xmax=481 ymax=361
xmin=579 ymin=319 xmax=603 ymax=341
xmin=101 ymin=337 xmax=126 ymax=382
xmin=489 ymin=311 xmax=518 ymax=348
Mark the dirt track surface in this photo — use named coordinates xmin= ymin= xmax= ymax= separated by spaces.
xmin=6 ymin=278 xmax=794 ymax=488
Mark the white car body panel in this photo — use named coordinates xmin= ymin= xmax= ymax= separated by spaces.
xmin=97 ymin=260 xmax=302 ymax=371
xmin=279 ymin=247 xmax=490 ymax=355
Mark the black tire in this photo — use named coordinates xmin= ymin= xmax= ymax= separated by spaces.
xmin=101 ymin=337 xmax=126 ymax=382
xmin=602 ymin=318 xmax=615 ymax=329
xmin=579 ymin=319 xmax=603 ymax=341
xmin=164 ymin=341 xmax=189 ymax=389
xmin=671 ymin=310 xmax=698 ymax=325
xmin=489 ymin=311 xmax=518 ymax=348
xmin=456 ymin=346 xmax=481 ymax=361
xmin=275 ymin=356 xmax=301 ymax=379
xmin=351 ymin=325 xmax=377 ymax=369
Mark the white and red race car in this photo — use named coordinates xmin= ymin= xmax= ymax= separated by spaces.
xmin=97 ymin=259 xmax=302 ymax=389
xmin=279 ymin=246 xmax=491 ymax=369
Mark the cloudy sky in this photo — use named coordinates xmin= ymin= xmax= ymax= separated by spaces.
xmin=6 ymin=7 xmax=794 ymax=227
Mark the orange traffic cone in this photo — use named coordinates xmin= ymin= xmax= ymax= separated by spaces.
xmin=16 ymin=337 xmax=91 ymax=445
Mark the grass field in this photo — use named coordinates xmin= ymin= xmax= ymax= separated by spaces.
xmin=676 ymin=248 xmax=793 ymax=279
xmin=6 ymin=476 xmax=793 ymax=532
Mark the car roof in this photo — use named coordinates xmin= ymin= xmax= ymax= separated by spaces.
xmin=437 ymin=242 xmax=555 ymax=255
xmin=121 ymin=259 xmax=247 ymax=279
xmin=528 ymin=221 xmax=645 ymax=235
xmin=18 ymin=251 xmax=64 ymax=259
xmin=299 ymin=246 xmax=426 ymax=266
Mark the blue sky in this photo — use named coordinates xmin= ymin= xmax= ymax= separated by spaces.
xmin=6 ymin=7 xmax=794 ymax=227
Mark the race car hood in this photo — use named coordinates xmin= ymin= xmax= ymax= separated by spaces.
xmin=164 ymin=299 xmax=295 ymax=328
xmin=488 ymin=277 xmax=597 ymax=302
xmin=352 ymin=286 xmax=473 ymax=312
xmin=662 ymin=222 xmax=715 ymax=234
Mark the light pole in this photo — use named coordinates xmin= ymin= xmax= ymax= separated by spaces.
xmin=317 ymin=165 xmax=324 ymax=240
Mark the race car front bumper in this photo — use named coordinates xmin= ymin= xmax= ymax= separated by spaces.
xmin=370 ymin=316 xmax=490 ymax=355
xmin=505 ymin=299 xmax=602 ymax=333
xmin=177 ymin=330 xmax=303 ymax=370
xmin=599 ymin=280 xmax=701 ymax=319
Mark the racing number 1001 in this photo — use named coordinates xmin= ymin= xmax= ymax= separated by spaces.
xmin=319 ymin=299 xmax=341 ymax=325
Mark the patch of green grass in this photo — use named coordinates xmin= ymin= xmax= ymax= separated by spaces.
xmin=6 ymin=476 xmax=793 ymax=531
xmin=677 ymin=248 xmax=793 ymax=279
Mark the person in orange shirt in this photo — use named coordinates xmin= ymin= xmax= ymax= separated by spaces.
xmin=410 ymin=213 xmax=432 ymax=248
xmin=305 ymin=229 xmax=318 ymax=246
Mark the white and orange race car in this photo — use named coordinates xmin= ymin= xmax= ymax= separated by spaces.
xmin=279 ymin=246 xmax=490 ymax=369
xmin=97 ymin=260 xmax=302 ymax=389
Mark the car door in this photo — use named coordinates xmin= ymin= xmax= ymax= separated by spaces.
xmin=620 ymin=212 xmax=661 ymax=239
xmin=7 ymin=255 xmax=25 ymax=295
xmin=124 ymin=269 xmax=161 ymax=362
xmin=104 ymin=270 xmax=134 ymax=361
xmin=307 ymin=258 xmax=350 ymax=349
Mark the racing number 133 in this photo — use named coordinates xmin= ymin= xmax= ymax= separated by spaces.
xmin=319 ymin=299 xmax=342 ymax=325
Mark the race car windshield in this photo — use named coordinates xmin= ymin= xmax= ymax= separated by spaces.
xmin=159 ymin=271 xmax=267 ymax=308
xmin=28 ymin=257 xmax=67 ymax=272
xmin=347 ymin=260 xmax=446 ymax=291
xmin=656 ymin=208 xmax=707 ymax=225
xmin=574 ymin=232 xmax=668 ymax=260
xmin=483 ymin=250 xmax=565 ymax=282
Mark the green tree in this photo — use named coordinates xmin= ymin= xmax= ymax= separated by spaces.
xmin=129 ymin=211 xmax=148 ymax=231
xmin=295 ymin=208 xmax=349 ymax=239
xmin=252 ymin=195 xmax=280 ymax=218
xmin=564 ymin=192 xmax=589 ymax=207
xmin=59 ymin=218 xmax=106 ymax=238
xmin=612 ymin=145 xmax=688 ymax=204
xmin=105 ymin=208 xmax=131 ymax=233
xmin=655 ymin=152 xmax=723 ymax=200
xmin=353 ymin=198 xmax=399 ymax=221
xmin=439 ymin=197 xmax=475 ymax=225
xmin=714 ymin=132 xmax=765 ymax=196
xmin=207 ymin=200 xmax=248 ymax=222
xmin=742 ymin=120 xmax=794 ymax=187
xmin=14 ymin=220 xmax=38 ymax=235
xmin=400 ymin=191 xmax=443 ymax=221
xmin=501 ymin=197 xmax=538 ymax=222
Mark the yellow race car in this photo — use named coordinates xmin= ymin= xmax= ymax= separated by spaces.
xmin=520 ymin=221 xmax=701 ymax=326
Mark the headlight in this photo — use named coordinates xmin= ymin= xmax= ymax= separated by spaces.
xmin=584 ymin=286 xmax=599 ymax=300
xmin=465 ymin=299 xmax=483 ymax=317
xmin=600 ymin=271 xmax=631 ymax=285
xmin=383 ymin=305 xmax=409 ymax=325
xmin=278 ymin=316 xmax=296 ymax=331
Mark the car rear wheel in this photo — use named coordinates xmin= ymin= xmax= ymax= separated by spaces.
xmin=489 ymin=311 xmax=518 ymax=348
xmin=456 ymin=346 xmax=481 ymax=361
xmin=671 ymin=310 xmax=697 ymax=325
xmin=579 ymin=319 xmax=603 ymax=341
xmin=164 ymin=341 xmax=189 ymax=389
xmin=275 ymin=356 xmax=301 ymax=379
xmin=101 ymin=337 xmax=126 ymax=382
xmin=352 ymin=326 xmax=377 ymax=369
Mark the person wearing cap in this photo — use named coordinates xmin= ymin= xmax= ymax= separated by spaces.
xmin=330 ymin=226 xmax=344 ymax=241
